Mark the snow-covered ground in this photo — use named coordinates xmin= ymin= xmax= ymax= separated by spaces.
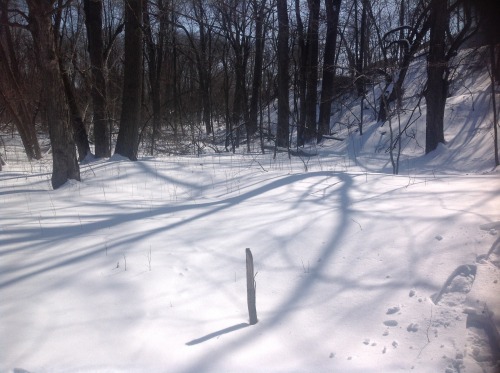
xmin=0 ymin=49 xmax=499 ymax=372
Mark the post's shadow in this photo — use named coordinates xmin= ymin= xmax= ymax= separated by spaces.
xmin=186 ymin=323 xmax=249 ymax=346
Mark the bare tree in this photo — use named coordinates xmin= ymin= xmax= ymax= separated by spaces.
xmin=194 ymin=0 xmax=214 ymax=137
xmin=0 ymin=1 xmax=41 ymax=161
xmin=471 ymin=0 xmax=500 ymax=165
xmin=249 ymin=0 xmax=267 ymax=139
xmin=115 ymin=0 xmax=143 ymax=160
xmin=26 ymin=0 xmax=80 ymax=189
xmin=54 ymin=0 xmax=92 ymax=162
xmin=318 ymin=0 xmax=342 ymax=142
xmin=294 ymin=0 xmax=307 ymax=145
xmin=353 ymin=0 xmax=368 ymax=98
xmin=84 ymin=0 xmax=111 ymax=157
xmin=215 ymin=0 xmax=252 ymax=149
xmin=425 ymin=0 xmax=446 ymax=153
xmin=276 ymin=0 xmax=289 ymax=148
xmin=425 ymin=0 xmax=476 ymax=153
xmin=303 ymin=0 xmax=320 ymax=142
xmin=143 ymin=0 xmax=168 ymax=154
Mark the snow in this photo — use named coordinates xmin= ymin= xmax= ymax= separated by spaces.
xmin=1 ymin=49 xmax=499 ymax=372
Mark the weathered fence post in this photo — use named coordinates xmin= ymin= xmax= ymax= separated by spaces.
xmin=246 ymin=248 xmax=258 ymax=325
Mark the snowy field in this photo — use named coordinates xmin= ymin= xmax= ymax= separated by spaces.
xmin=1 ymin=51 xmax=500 ymax=372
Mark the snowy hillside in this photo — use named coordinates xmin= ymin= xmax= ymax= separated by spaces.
xmin=0 ymin=48 xmax=499 ymax=373
xmin=313 ymin=47 xmax=498 ymax=176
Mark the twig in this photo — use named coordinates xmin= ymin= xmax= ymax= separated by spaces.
xmin=417 ymin=304 xmax=433 ymax=358
xmin=301 ymin=259 xmax=310 ymax=274
xmin=351 ymin=218 xmax=363 ymax=230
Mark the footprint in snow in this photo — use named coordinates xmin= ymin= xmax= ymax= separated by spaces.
xmin=363 ymin=338 xmax=377 ymax=346
xmin=386 ymin=306 xmax=400 ymax=315
xmin=407 ymin=323 xmax=419 ymax=332
xmin=383 ymin=320 xmax=398 ymax=327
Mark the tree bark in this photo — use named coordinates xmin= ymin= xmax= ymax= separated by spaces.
xmin=425 ymin=0 xmax=447 ymax=154
xmin=294 ymin=0 xmax=307 ymax=145
xmin=53 ymin=0 xmax=91 ymax=162
xmin=233 ymin=47 xmax=249 ymax=149
xmin=143 ymin=0 xmax=165 ymax=155
xmin=276 ymin=0 xmax=289 ymax=148
xmin=115 ymin=0 xmax=143 ymax=161
xmin=0 ymin=1 xmax=41 ymax=160
xmin=195 ymin=0 xmax=212 ymax=136
xmin=27 ymin=0 xmax=80 ymax=189
xmin=59 ymin=60 xmax=92 ymax=162
xmin=249 ymin=0 xmax=266 ymax=138
xmin=318 ymin=0 xmax=342 ymax=142
xmin=304 ymin=0 xmax=321 ymax=143
xmin=246 ymin=248 xmax=258 ymax=325
xmin=354 ymin=0 xmax=368 ymax=97
xmin=0 ymin=45 xmax=41 ymax=160
xmin=84 ymin=0 xmax=111 ymax=158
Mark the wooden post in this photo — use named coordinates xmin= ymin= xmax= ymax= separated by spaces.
xmin=246 ymin=248 xmax=258 ymax=325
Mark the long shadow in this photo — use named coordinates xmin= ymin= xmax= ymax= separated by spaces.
xmin=0 ymin=171 xmax=347 ymax=289
xmin=179 ymin=172 xmax=354 ymax=373
xmin=3 ymin=161 xmax=497 ymax=372
xmin=185 ymin=323 xmax=249 ymax=346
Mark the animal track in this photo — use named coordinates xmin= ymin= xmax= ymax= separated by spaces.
xmin=386 ymin=306 xmax=400 ymax=315
xmin=383 ymin=320 xmax=398 ymax=327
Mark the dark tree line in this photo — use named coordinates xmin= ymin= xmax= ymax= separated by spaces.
xmin=0 ymin=0 xmax=497 ymax=187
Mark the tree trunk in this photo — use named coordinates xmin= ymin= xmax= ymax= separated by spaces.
xmin=276 ymin=0 xmax=289 ymax=148
xmin=249 ymin=0 xmax=265 ymax=138
xmin=195 ymin=0 xmax=212 ymax=136
xmin=0 ymin=46 xmax=41 ymax=160
xmin=222 ymin=45 xmax=233 ymax=151
xmin=0 ymin=1 xmax=41 ymax=160
xmin=304 ymin=0 xmax=321 ymax=143
xmin=143 ymin=0 xmax=164 ymax=155
xmin=318 ymin=0 xmax=342 ymax=142
xmin=425 ymin=0 xmax=447 ymax=154
xmin=53 ymin=0 xmax=91 ymax=162
xmin=59 ymin=60 xmax=92 ymax=161
xmin=27 ymin=0 xmax=80 ymax=189
xmin=84 ymin=0 xmax=111 ymax=158
xmin=115 ymin=0 xmax=143 ymax=160
xmin=295 ymin=0 xmax=307 ymax=145
xmin=233 ymin=47 xmax=249 ymax=149
xmin=354 ymin=0 xmax=368 ymax=97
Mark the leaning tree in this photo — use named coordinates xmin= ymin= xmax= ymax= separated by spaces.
xmin=26 ymin=0 xmax=80 ymax=189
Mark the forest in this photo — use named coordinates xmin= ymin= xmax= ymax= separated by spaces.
xmin=2 ymin=1 xmax=500 ymax=372
xmin=0 ymin=0 xmax=499 ymax=188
